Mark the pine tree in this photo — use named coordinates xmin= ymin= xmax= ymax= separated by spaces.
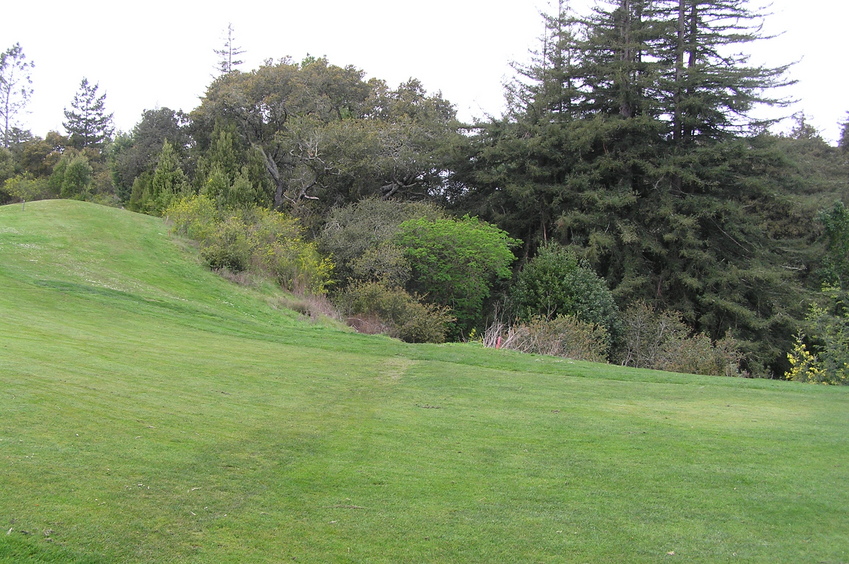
xmin=466 ymin=0 xmax=802 ymax=374
xmin=63 ymin=78 xmax=114 ymax=149
xmin=214 ymin=23 xmax=245 ymax=75
xmin=654 ymin=0 xmax=794 ymax=146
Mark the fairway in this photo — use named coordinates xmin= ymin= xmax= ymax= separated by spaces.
xmin=1 ymin=201 xmax=847 ymax=562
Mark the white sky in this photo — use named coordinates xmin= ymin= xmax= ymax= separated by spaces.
xmin=2 ymin=0 xmax=846 ymax=143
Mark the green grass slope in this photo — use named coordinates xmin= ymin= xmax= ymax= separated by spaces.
xmin=1 ymin=200 xmax=847 ymax=563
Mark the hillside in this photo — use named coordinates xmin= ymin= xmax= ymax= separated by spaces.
xmin=1 ymin=200 xmax=847 ymax=562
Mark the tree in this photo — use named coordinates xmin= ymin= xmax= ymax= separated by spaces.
xmin=50 ymin=152 xmax=93 ymax=199
xmin=510 ymin=243 xmax=620 ymax=338
xmin=0 ymin=43 xmax=35 ymax=148
xmin=145 ymin=140 xmax=189 ymax=214
xmin=654 ymin=0 xmax=793 ymax=146
xmin=818 ymin=201 xmax=849 ymax=288
xmin=462 ymin=0 xmax=802 ymax=374
xmin=110 ymin=107 xmax=190 ymax=202
xmin=214 ymin=23 xmax=245 ymax=75
xmin=64 ymin=78 xmax=114 ymax=149
xmin=191 ymin=58 xmax=464 ymax=219
xmin=394 ymin=216 xmax=519 ymax=336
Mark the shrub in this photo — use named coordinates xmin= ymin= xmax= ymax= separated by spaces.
xmin=493 ymin=315 xmax=611 ymax=363
xmin=166 ymin=194 xmax=219 ymax=241
xmin=349 ymin=243 xmax=412 ymax=288
xmin=617 ymin=301 xmax=743 ymax=377
xmin=394 ymin=215 xmax=519 ymax=336
xmin=247 ymin=208 xmax=334 ymax=294
xmin=784 ymin=333 xmax=830 ymax=384
xmin=338 ymin=281 xmax=454 ymax=343
xmin=319 ymin=197 xmax=445 ymax=283
xmin=165 ymin=197 xmax=334 ymax=295
xmin=785 ymin=293 xmax=849 ymax=385
xmin=511 ymin=243 xmax=619 ymax=340
xmin=2 ymin=174 xmax=53 ymax=202
xmin=201 ymin=214 xmax=253 ymax=272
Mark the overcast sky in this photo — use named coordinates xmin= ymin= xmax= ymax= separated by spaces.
xmin=2 ymin=0 xmax=846 ymax=143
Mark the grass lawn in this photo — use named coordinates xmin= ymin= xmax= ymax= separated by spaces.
xmin=1 ymin=200 xmax=847 ymax=562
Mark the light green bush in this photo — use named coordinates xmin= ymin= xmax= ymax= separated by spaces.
xmin=165 ymin=197 xmax=333 ymax=295
xmin=165 ymin=194 xmax=219 ymax=241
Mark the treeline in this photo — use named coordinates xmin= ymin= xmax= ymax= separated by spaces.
xmin=2 ymin=1 xmax=848 ymax=381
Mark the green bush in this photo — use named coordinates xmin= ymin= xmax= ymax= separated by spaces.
xmin=319 ymin=197 xmax=444 ymax=283
xmin=394 ymin=215 xmax=518 ymax=336
xmin=511 ymin=244 xmax=619 ymax=342
xmin=338 ymin=281 xmax=454 ymax=343
xmin=785 ymin=290 xmax=849 ymax=385
xmin=2 ymin=174 xmax=54 ymax=202
xmin=248 ymin=208 xmax=333 ymax=294
xmin=349 ymin=243 xmax=412 ymax=288
xmin=165 ymin=194 xmax=219 ymax=241
xmin=201 ymin=215 xmax=253 ymax=272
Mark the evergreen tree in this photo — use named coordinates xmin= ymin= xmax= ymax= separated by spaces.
xmin=214 ymin=23 xmax=245 ymax=75
xmin=654 ymin=0 xmax=794 ymax=146
xmin=109 ymin=107 xmax=190 ymax=203
xmin=464 ymin=0 xmax=801 ymax=374
xmin=63 ymin=78 xmax=114 ymax=149
xmin=147 ymin=140 xmax=188 ymax=214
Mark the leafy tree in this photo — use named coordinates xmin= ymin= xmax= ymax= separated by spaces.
xmin=16 ymin=131 xmax=67 ymax=178
xmin=63 ymin=78 xmax=114 ymax=149
xmin=191 ymin=58 xmax=464 ymax=219
xmin=394 ymin=215 xmax=519 ymax=336
xmin=3 ymin=173 xmax=51 ymax=203
xmin=0 ymin=146 xmax=13 ymax=183
xmin=0 ymin=43 xmax=34 ymax=148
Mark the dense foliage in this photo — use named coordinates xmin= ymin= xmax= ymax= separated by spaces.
xmin=1 ymin=3 xmax=847 ymax=377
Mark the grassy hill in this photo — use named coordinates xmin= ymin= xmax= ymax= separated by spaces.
xmin=1 ymin=200 xmax=847 ymax=563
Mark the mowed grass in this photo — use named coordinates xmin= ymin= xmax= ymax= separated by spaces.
xmin=1 ymin=200 xmax=847 ymax=563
